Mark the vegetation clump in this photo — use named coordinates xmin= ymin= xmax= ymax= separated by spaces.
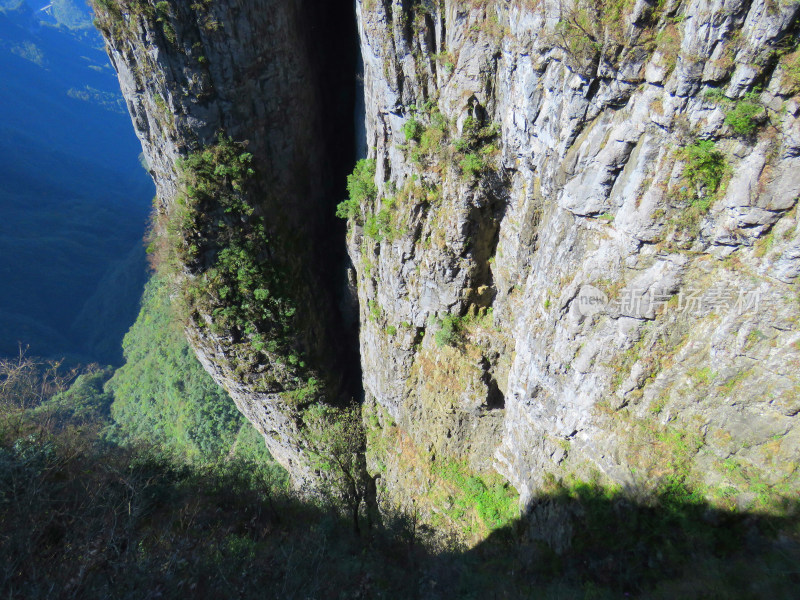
xmin=779 ymin=46 xmax=800 ymax=94
xmin=404 ymin=104 xmax=449 ymax=165
xmin=459 ymin=152 xmax=485 ymax=179
xmin=665 ymin=139 xmax=729 ymax=241
xmin=337 ymin=159 xmax=406 ymax=242
xmin=402 ymin=116 xmax=425 ymax=142
xmin=433 ymin=313 xmax=462 ymax=348
xmin=336 ymin=158 xmax=377 ymax=222
xmin=93 ymin=0 xmax=216 ymax=37
xmin=681 ymin=139 xmax=727 ymax=207
xmin=302 ymin=402 xmax=370 ymax=534
xmin=705 ymin=88 xmax=764 ymax=136
xmin=453 ymin=115 xmax=500 ymax=181
xmin=431 ymin=308 xmax=495 ymax=348
xmin=153 ymin=135 xmax=317 ymax=395
xmin=723 ymin=92 xmax=764 ymax=135
xmin=553 ymin=0 xmax=660 ymax=76
xmin=93 ymin=1 xmax=161 ymax=38
xmin=362 ymin=209 xmax=390 ymax=240
xmin=432 ymin=458 xmax=518 ymax=536
xmin=397 ymin=101 xmax=499 ymax=183
xmin=106 ymin=275 xmax=245 ymax=460
xmin=154 ymin=1 xmax=176 ymax=44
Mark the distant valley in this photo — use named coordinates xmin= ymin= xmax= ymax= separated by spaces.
xmin=0 ymin=0 xmax=153 ymax=364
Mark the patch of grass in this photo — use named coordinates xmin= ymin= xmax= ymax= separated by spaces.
xmin=364 ymin=207 xmax=394 ymax=241
xmin=718 ymin=369 xmax=750 ymax=394
xmin=398 ymin=101 xmax=499 ymax=184
xmin=553 ymin=0 xmax=659 ymax=75
xmin=653 ymin=22 xmax=682 ymax=75
xmin=754 ymin=230 xmax=776 ymax=258
xmin=93 ymin=0 xmax=208 ymax=44
xmin=282 ymin=376 xmax=320 ymax=406
xmin=703 ymin=87 xmax=727 ymax=103
xmin=431 ymin=458 xmax=519 ymax=536
xmin=154 ymin=1 xmax=176 ymax=44
xmin=724 ymin=92 xmax=763 ymax=136
xmin=649 ymin=393 xmax=668 ymax=415
xmin=368 ymin=300 xmax=382 ymax=323
xmin=609 ymin=335 xmax=646 ymax=390
xmin=405 ymin=106 xmax=450 ymax=166
xmin=705 ymin=89 xmax=764 ymax=136
xmin=402 ymin=117 xmax=425 ymax=142
xmin=459 ymin=152 xmax=485 ymax=180
xmin=745 ymin=329 xmax=767 ymax=350
xmin=779 ymin=48 xmax=800 ymax=94
xmin=432 ymin=313 xmax=462 ymax=348
xmin=434 ymin=51 xmax=455 ymax=73
xmin=669 ymin=140 xmax=728 ymax=239
xmin=683 ymin=140 xmax=727 ymax=197
xmin=554 ymin=13 xmax=602 ymax=74
xmin=690 ymin=366 xmax=716 ymax=386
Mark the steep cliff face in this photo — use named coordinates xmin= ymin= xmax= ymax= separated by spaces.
xmin=93 ymin=0 xmax=359 ymax=485
xmin=352 ymin=0 xmax=800 ymax=537
xmin=97 ymin=0 xmax=800 ymax=544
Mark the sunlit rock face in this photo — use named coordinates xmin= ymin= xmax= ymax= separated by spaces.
xmin=352 ymin=0 xmax=800 ymax=525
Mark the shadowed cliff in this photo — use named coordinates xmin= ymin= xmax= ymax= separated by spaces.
xmin=92 ymin=0 xmax=365 ymax=486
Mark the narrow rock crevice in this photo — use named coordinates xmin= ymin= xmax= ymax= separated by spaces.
xmin=301 ymin=0 xmax=365 ymax=404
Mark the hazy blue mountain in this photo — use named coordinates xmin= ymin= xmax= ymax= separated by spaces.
xmin=0 ymin=1 xmax=153 ymax=364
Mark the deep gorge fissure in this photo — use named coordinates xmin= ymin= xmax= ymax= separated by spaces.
xmin=296 ymin=0 xmax=365 ymax=404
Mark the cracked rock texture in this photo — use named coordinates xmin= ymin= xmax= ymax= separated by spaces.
xmin=353 ymin=0 xmax=800 ymax=533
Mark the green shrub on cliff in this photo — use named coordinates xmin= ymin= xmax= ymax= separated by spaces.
xmin=724 ymin=92 xmax=763 ymax=135
xmin=682 ymin=139 xmax=727 ymax=205
xmin=402 ymin=117 xmax=425 ymax=142
xmin=336 ymin=158 xmax=377 ymax=221
xmin=433 ymin=313 xmax=462 ymax=347
xmin=363 ymin=207 xmax=394 ymax=241
xmin=667 ymin=139 xmax=729 ymax=240
xmin=459 ymin=152 xmax=485 ymax=180
xmin=704 ymin=88 xmax=764 ymax=136
xmin=157 ymin=135 xmax=316 ymax=396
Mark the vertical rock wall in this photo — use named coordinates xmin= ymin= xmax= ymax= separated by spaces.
xmin=93 ymin=0 xmax=350 ymax=486
xmin=353 ymin=0 xmax=800 ymax=533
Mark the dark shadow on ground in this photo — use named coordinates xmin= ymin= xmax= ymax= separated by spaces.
xmin=446 ymin=481 xmax=800 ymax=599
xmin=2 ymin=405 xmax=798 ymax=600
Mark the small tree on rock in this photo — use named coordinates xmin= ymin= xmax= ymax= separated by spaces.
xmin=302 ymin=402 xmax=370 ymax=535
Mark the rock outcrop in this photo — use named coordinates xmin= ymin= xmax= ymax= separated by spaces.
xmin=97 ymin=0 xmax=800 ymax=543
xmin=93 ymin=0 xmax=358 ymax=486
